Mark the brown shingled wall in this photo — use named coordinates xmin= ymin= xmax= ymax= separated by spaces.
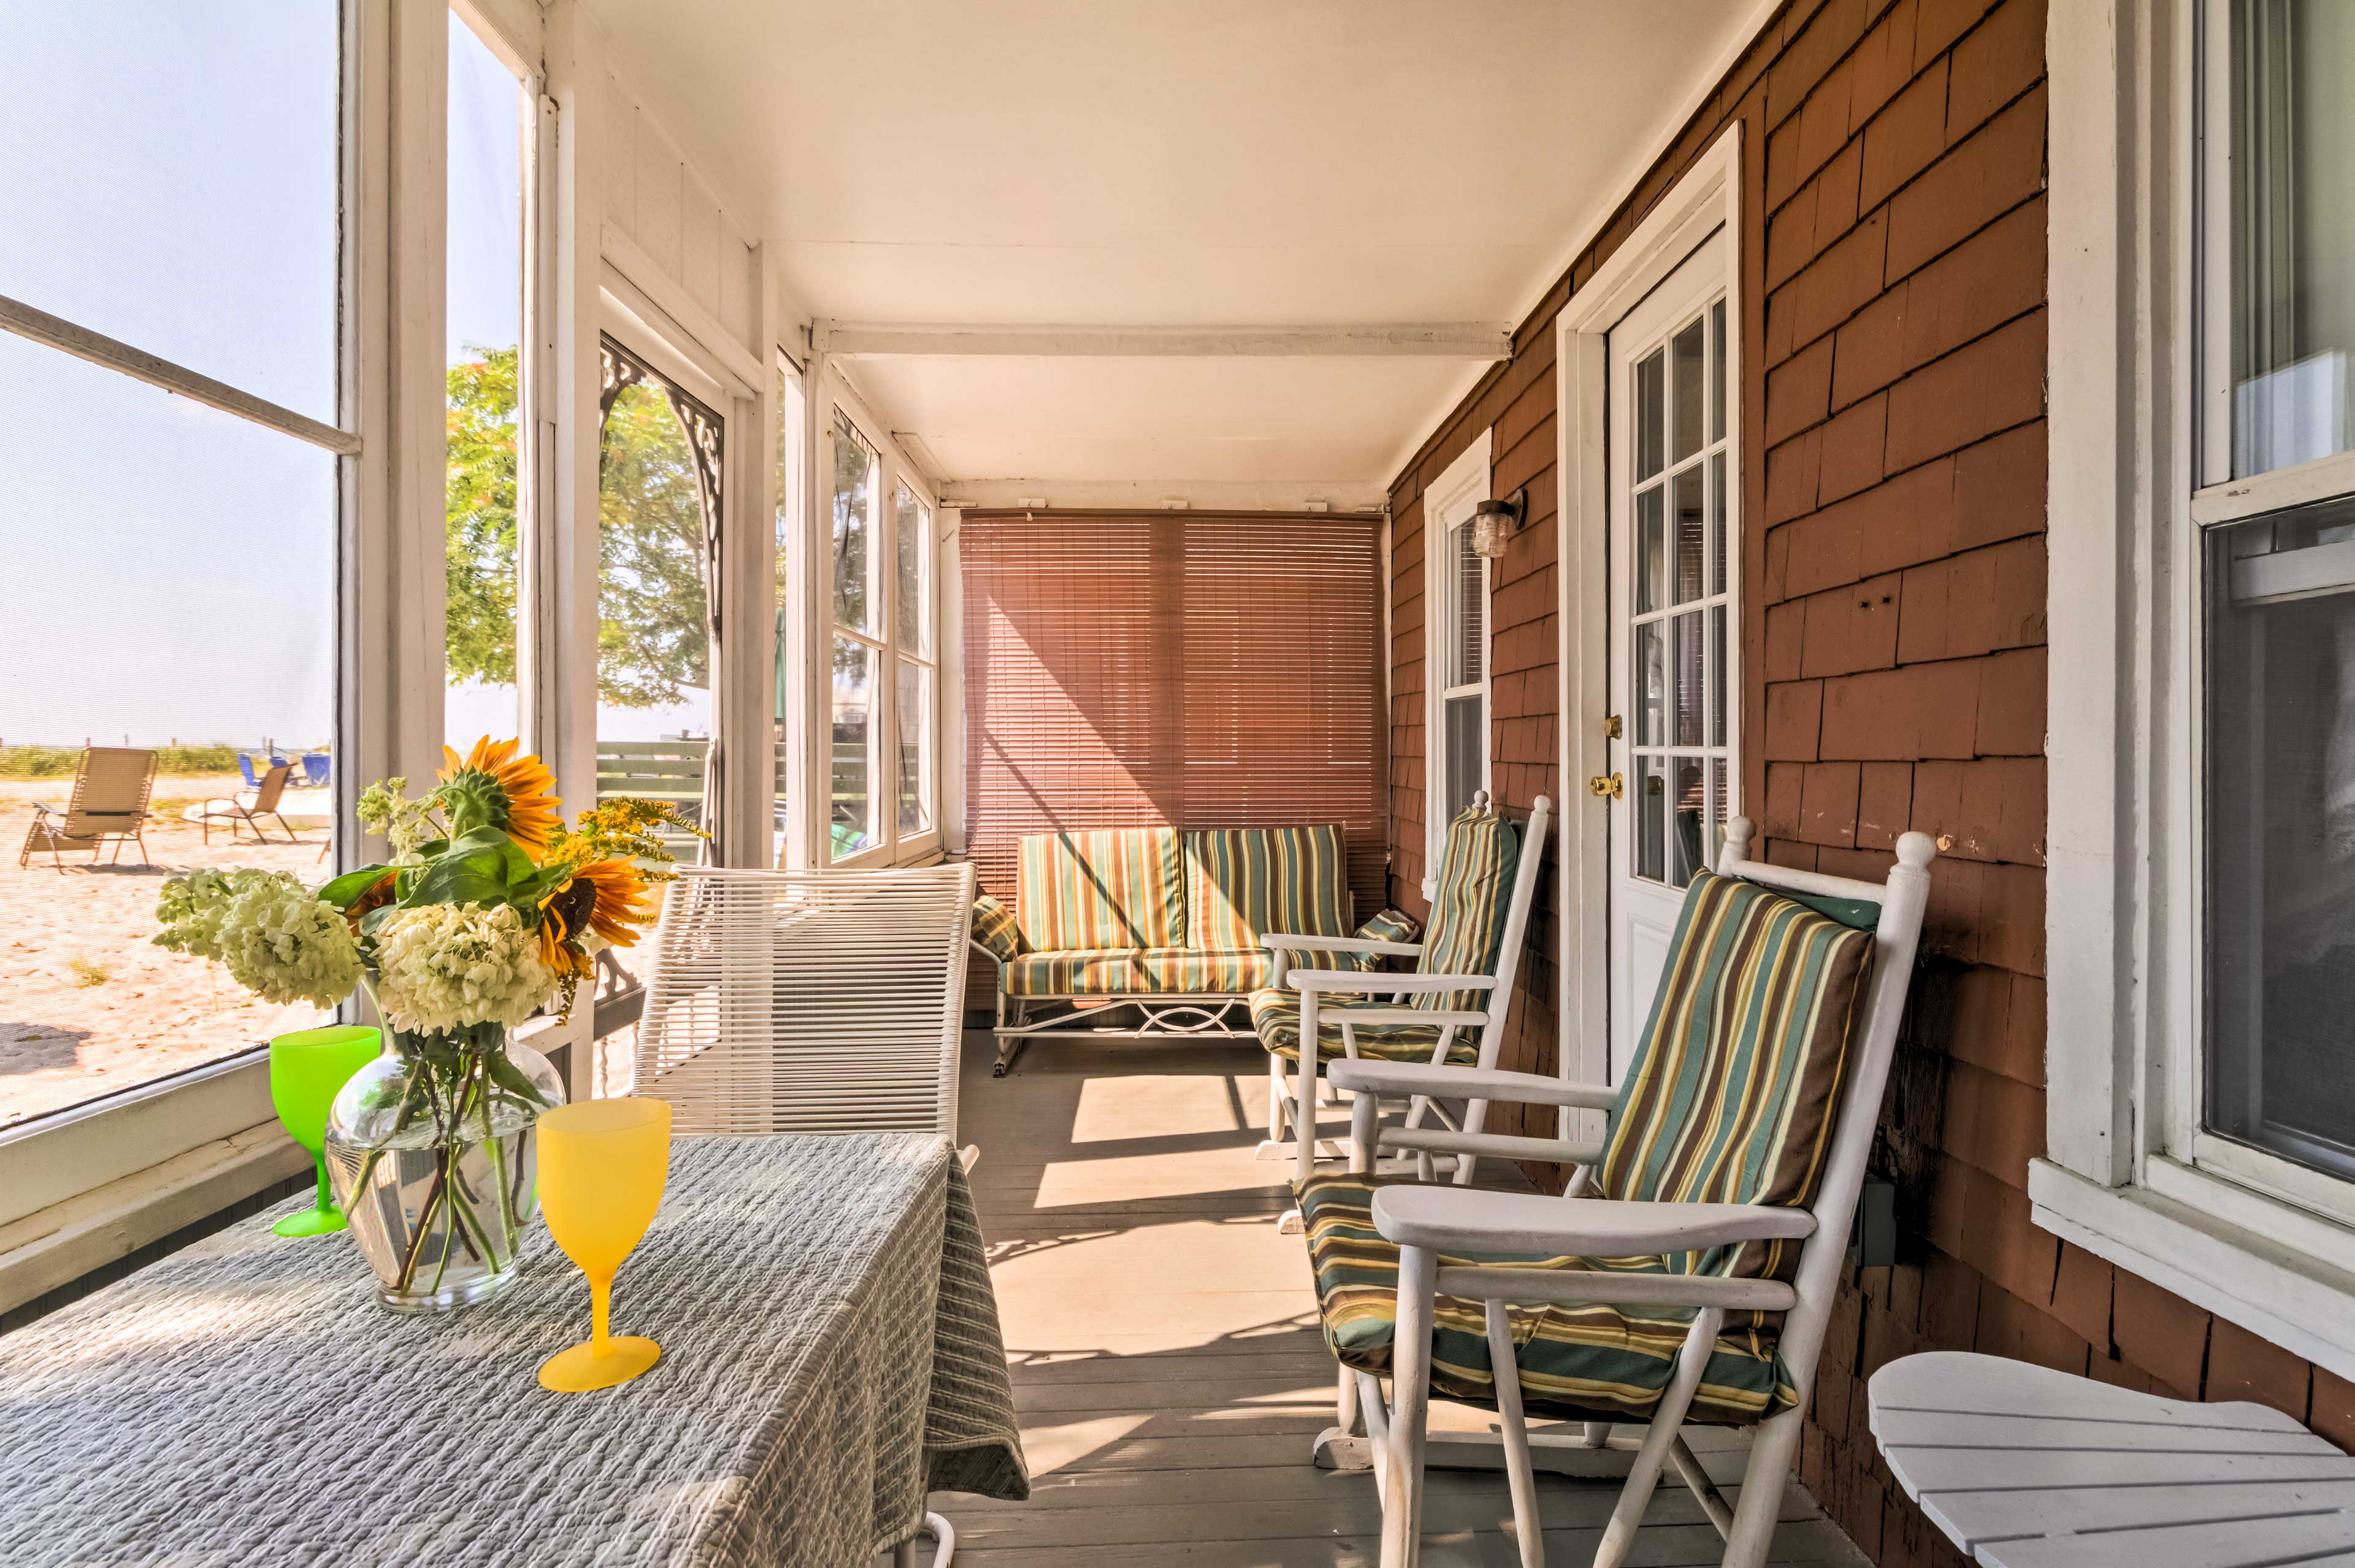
xmin=1384 ymin=1 xmax=2354 ymax=1561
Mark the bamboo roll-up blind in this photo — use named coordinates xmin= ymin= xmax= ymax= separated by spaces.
xmin=962 ymin=510 xmax=1390 ymax=920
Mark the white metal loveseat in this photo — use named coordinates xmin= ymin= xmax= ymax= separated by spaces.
xmin=1305 ymin=818 xmax=1934 ymax=1568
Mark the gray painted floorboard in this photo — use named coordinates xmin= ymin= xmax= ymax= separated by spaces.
xmin=895 ymin=1031 xmax=1866 ymax=1567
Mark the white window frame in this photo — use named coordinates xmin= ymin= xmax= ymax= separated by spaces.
xmin=2037 ymin=0 xmax=2355 ymax=1382
xmin=816 ymin=375 xmax=940 ymax=870
xmin=1422 ymin=427 xmax=1493 ymax=900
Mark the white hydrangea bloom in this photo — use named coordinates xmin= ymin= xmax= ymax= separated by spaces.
xmin=155 ymin=868 xmax=279 ymax=962
xmin=205 ymin=873 xmax=364 ymax=1009
xmin=373 ymin=903 xmax=555 ymax=1034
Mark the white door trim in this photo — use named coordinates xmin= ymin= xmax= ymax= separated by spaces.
xmin=1422 ymin=428 xmax=1493 ymax=898
xmin=1554 ymin=123 xmax=1743 ymax=1108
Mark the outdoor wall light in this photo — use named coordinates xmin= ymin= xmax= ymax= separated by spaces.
xmin=1469 ymin=489 xmax=1526 ymax=558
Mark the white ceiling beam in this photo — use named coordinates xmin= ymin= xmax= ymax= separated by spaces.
xmin=815 ymin=320 xmax=1511 ymax=360
xmin=936 ymin=478 xmax=1389 ymax=513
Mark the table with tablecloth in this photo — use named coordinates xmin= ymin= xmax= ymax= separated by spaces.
xmin=0 ymin=1131 xmax=1027 ymax=1566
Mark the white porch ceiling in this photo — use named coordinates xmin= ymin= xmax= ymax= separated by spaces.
xmin=584 ymin=0 xmax=1772 ymax=505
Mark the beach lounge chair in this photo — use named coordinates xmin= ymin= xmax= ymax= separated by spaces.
xmin=18 ymin=747 xmax=157 ymax=872
xmin=186 ymin=762 xmax=299 ymax=845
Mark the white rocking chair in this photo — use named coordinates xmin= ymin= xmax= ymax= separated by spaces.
xmin=1317 ymin=818 xmax=1934 ymax=1568
xmin=1260 ymin=793 xmax=1553 ymax=1206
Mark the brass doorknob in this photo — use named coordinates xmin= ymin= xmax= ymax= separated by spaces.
xmin=1588 ymin=773 xmax=1624 ymax=800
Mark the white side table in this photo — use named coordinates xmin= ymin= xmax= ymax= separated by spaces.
xmin=1867 ymin=1350 xmax=2355 ymax=1567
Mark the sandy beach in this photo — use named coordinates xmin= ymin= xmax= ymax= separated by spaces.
xmin=0 ymin=775 xmax=338 ymax=1127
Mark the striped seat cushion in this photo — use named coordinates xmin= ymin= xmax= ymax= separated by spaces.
xmin=968 ymin=894 xmax=1025 ymax=962
xmin=1002 ymin=947 xmax=1270 ymax=997
xmin=1299 ymin=1172 xmax=1796 ymax=1427
xmin=1349 ymin=908 xmax=1422 ymax=970
xmin=1416 ymin=807 xmax=1520 ymax=1013
xmin=1247 ymin=989 xmax=1480 ymax=1066
xmin=1015 ymin=828 xmax=1185 ymax=952
xmin=1599 ymin=871 xmax=1877 ymax=1331
xmin=1184 ymin=825 xmax=1353 ymax=952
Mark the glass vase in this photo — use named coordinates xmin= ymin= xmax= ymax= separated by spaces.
xmin=324 ymin=1023 xmax=565 ymax=1313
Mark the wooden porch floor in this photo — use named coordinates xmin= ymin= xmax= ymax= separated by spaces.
xmin=932 ymin=1030 xmax=1869 ymax=1567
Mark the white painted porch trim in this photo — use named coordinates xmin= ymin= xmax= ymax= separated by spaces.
xmin=1552 ymin=122 xmax=1742 ymax=1128
xmin=935 ymin=478 xmax=1387 ymax=513
xmin=2032 ymin=1159 xmax=2355 ymax=1386
xmin=814 ymin=321 xmax=1512 ymax=359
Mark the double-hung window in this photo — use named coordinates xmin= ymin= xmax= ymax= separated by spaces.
xmin=1422 ymin=432 xmax=1493 ymax=897
xmin=2042 ymin=0 xmax=2355 ymax=1376
xmin=825 ymin=400 xmax=938 ymax=864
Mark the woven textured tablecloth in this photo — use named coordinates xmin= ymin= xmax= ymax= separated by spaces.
xmin=0 ymin=1132 xmax=1028 ymax=1566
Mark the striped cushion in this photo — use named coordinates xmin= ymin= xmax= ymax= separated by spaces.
xmin=1002 ymin=947 xmax=1269 ymax=997
xmin=1348 ymin=908 xmax=1422 ymax=971
xmin=1417 ymin=807 xmax=1520 ymax=1013
xmin=1184 ymin=825 xmax=1353 ymax=952
xmin=1016 ymin=828 xmax=1185 ymax=952
xmin=969 ymin=894 xmax=1025 ymax=961
xmin=1300 ymin=1172 xmax=1796 ymax=1427
xmin=1247 ymin=989 xmax=1480 ymax=1066
xmin=1599 ymin=871 xmax=1877 ymax=1330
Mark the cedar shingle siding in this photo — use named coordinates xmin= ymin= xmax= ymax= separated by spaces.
xmin=1385 ymin=0 xmax=2354 ymax=1561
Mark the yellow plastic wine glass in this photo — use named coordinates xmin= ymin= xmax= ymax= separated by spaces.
xmin=535 ymin=1096 xmax=672 ymax=1393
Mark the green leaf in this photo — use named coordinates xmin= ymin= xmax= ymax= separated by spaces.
xmin=316 ymin=865 xmax=394 ymax=908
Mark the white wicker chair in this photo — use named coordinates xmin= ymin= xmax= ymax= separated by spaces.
xmin=634 ymin=862 xmax=978 ymax=1568
xmin=634 ymin=862 xmax=975 ymax=1140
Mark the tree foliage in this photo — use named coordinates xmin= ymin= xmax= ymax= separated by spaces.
xmin=442 ymin=347 xmax=713 ymax=709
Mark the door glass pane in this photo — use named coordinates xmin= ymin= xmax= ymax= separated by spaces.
xmin=897 ymin=657 xmax=931 ymax=836
xmin=1710 ymin=757 xmax=1729 ymax=868
xmin=1710 ymin=298 xmax=1727 ymax=445
xmin=1709 ymin=451 xmax=1728 ymax=596
xmin=895 ymin=483 xmax=929 ymax=657
xmin=1633 ymin=620 xmax=1666 ymax=745
xmin=1670 ymin=757 xmax=1706 ymax=888
xmin=1671 ymin=612 xmax=1705 ymax=746
xmin=2226 ymin=0 xmax=2355 ymax=478
xmin=832 ymin=412 xmax=878 ymax=636
xmin=1672 ymin=464 xmax=1705 ymax=605
xmin=0 ymin=5 xmax=340 ymax=419
xmin=1671 ymin=317 xmax=1706 ymax=465
xmin=1709 ymin=604 xmax=1728 ymax=747
xmin=1634 ymin=756 xmax=1666 ymax=882
xmin=0 ymin=332 xmax=337 ymax=1125
xmin=1635 ymin=348 xmax=1664 ymax=481
xmin=1634 ymin=485 xmax=1664 ymax=615
xmin=773 ymin=364 xmax=804 ymax=865
xmin=1444 ymin=694 xmax=1485 ymax=820
xmin=830 ymin=635 xmax=875 ymax=859
xmin=443 ymin=15 xmax=525 ymax=756
xmin=597 ymin=348 xmax=716 ymax=862
xmin=2204 ymin=500 xmax=2355 ymax=1177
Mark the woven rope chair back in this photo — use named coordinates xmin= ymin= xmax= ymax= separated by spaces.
xmin=634 ymin=862 xmax=977 ymax=1140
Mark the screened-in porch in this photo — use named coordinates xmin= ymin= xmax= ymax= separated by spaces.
xmin=18 ymin=2 xmax=2355 ymax=1566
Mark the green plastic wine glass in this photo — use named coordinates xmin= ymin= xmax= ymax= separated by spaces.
xmin=268 ymin=1025 xmax=382 ymax=1238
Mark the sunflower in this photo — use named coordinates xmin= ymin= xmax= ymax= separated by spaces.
xmin=537 ymin=858 xmax=657 ymax=977
xmin=437 ymin=736 xmax=561 ymax=852
xmin=340 ymin=867 xmax=399 ymax=937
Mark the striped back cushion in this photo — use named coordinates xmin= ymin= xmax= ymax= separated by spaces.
xmin=1016 ymin=828 xmax=1185 ymax=951
xmin=1599 ymin=871 xmax=1877 ymax=1313
xmin=1414 ymin=806 xmax=1520 ymax=1013
xmin=1184 ymin=825 xmax=1352 ymax=952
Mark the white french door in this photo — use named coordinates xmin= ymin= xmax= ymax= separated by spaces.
xmin=1604 ymin=231 xmax=1736 ymax=1079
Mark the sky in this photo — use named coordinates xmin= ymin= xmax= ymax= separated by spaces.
xmin=0 ymin=7 xmax=711 ymax=754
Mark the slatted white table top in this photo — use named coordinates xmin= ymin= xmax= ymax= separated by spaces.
xmin=1868 ymin=1351 xmax=2355 ymax=1567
